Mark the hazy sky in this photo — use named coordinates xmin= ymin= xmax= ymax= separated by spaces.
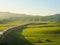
xmin=0 ymin=0 xmax=60 ymax=16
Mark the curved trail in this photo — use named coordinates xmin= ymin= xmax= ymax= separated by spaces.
xmin=0 ymin=23 xmax=33 ymax=45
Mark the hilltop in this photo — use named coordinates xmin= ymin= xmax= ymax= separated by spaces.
xmin=0 ymin=12 xmax=60 ymax=23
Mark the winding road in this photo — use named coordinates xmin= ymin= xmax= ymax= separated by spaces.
xmin=0 ymin=23 xmax=33 ymax=45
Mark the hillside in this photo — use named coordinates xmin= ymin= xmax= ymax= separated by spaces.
xmin=0 ymin=12 xmax=60 ymax=23
xmin=42 ymin=14 xmax=60 ymax=21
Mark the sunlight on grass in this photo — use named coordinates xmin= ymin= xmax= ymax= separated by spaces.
xmin=0 ymin=21 xmax=28 ymax=31
xmin=22 ymin=22 xmax=60 ymax=45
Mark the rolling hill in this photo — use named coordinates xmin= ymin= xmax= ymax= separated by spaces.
xmin=0 ymin=12 xmax=60 ymax=23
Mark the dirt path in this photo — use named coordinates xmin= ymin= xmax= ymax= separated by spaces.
xmin=0 ymin=23 xmax=33 ymax=45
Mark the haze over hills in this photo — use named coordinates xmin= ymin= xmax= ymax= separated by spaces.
xmin=0 ymin=12 xmax=60 ymax=23
xmin=0 ymin=12 xmax=30 ymax=19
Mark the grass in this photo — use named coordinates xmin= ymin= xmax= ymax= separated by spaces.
xmin=0 ymin=22 xmax=60 ymax=45
xmin=0 ymin=21 xmax=33 ymax=45
xmin=22 ymin=22 xmax=60 ymax=45
xmin=0 ymin=21 xmax=28 ymax=31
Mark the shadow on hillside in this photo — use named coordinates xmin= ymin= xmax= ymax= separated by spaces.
xmin=51 ymin=30 xmax=60 ymax=34
xmin=27 ymin=26 xmax=56 ymax=28
xmin=30 ymin=23 xmax=48 ymax=25
xmin=0 ymin=24 xmax=34 ymax=45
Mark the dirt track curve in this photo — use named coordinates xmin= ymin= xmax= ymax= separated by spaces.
xmin=0 ymin=23 xmax=33 ymax=45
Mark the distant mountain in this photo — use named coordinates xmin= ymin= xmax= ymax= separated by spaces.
xmin=0 ymin=12 xmax=32 ymax=20
xmin=0 ymin=12 xmax=60 ymax=23
xmin=42 ymin=14 xmax=60 ymax=21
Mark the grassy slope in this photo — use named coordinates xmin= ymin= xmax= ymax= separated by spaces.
xmin=0 ymin=22 xmax=60 ymax=45
xmin=22 ymin=22 xmax=60 ymax=45
xmin=0 ymin=21 xmax=28 ymax=31
xmin=0 ymin=21 xmax=33 ymax=45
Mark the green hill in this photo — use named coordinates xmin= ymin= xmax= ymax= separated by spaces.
xmin=0 ymin=12 xmax=60 ymax=23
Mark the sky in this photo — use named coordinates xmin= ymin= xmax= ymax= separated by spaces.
xmin=0 ymin=0 xmax=60 ymax=16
